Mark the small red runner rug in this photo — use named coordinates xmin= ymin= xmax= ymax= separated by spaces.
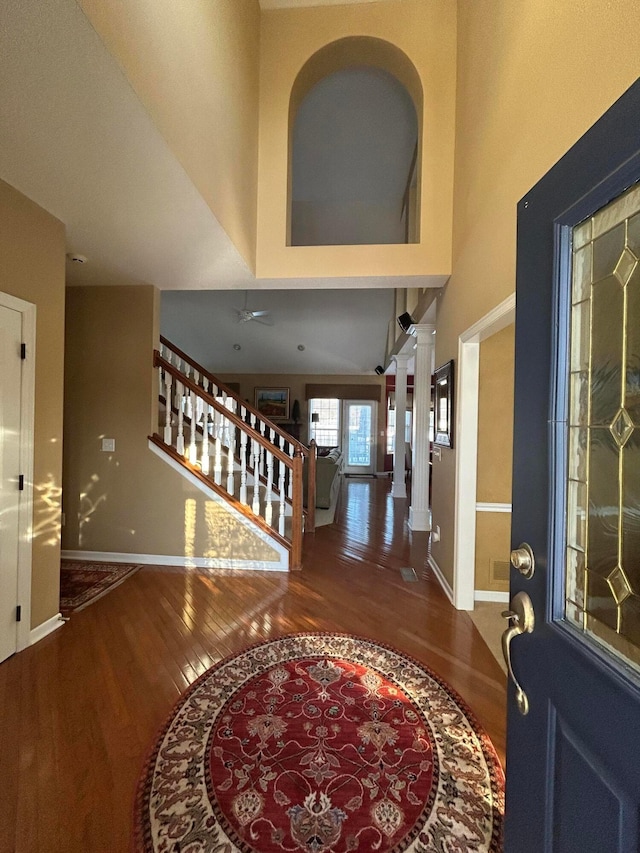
xmin=59 ymin=560 xmax=142 ymax=615
xmin=135 ymin=633 xmax=503 ymax=852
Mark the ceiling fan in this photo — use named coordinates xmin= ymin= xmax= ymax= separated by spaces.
xmin=233 ymin=292 xmax=274 ymax=326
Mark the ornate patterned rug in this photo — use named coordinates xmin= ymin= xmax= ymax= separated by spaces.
xmin=59 ymin=560 xmax=142 ymax=615
xmin=134 ymin=633 xmax=504 ymax=852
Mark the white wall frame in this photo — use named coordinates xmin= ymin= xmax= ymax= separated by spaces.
xmin=453 ymin=294 xmax=515 ymax=610
xmin=0 ymin=292 xmax=36 ymax=651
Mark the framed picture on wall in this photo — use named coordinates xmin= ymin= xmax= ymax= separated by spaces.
xmin=254 ymin=387 xmax=290 ymax=421
xmin=433 ymin=360 xmax=454 ymax=448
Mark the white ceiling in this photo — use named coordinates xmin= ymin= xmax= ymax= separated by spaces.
xmin=161 ymin=289 xmax=394 ymax=374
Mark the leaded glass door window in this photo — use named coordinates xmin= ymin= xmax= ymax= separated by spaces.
xmin=567 ymin=181 xmax=640 ymax=670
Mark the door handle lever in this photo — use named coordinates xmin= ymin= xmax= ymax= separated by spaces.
xmin=501 ymin=591 xmax=535 ymax=716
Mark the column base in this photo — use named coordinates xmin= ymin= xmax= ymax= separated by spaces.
xmin=408 ymin=506 xmax=431 ymax=531
xmin=391 ymin=480 xmax=407 ymax=499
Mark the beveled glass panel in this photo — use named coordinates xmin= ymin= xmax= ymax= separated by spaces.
xmin=570 ymin=298 xmax=590 ymax=372
xmin=573 ymin=245 xmax=592 ymax=303
xmin=620 ymin=594 xmax=640 ymax=649
xmin=587 ymin=428 xmax=619 ymax=576
xmin=622 ymin=436 xmax=640 ymax=583
xmin=590 ymin=276 xmax=623 ymax=425
xmin=593 ymin=181 xmax=640 ymax=238
xmin=628 ymin=211 xmax=640 ymax=256
xmin=567 ymin=478 xmax=588 ymax=553
xmin=570 ymin=371 xmax=589 ymax=426
xmin=568 ymin=426 xmax=588 ymax=481
xmin=626 ymin=267 xmax=640 ymax=424
xmin=586 ymin=569 xmax=618 ymax=632
xmin=573 ymin=217 xmax=592 ymax=251
xmin=566 ymin=546 xmax=585 ymax=608
xmin=592 ymin=223 xmax=625 ymax=281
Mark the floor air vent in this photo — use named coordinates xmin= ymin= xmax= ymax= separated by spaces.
xmin=400 ymin=567 xmax=418 ymax=583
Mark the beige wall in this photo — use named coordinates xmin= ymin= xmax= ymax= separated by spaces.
xmin=217 ymin=372 xmax=387 ymax=471
xmin=430 ymin=0 xmax=640 ymax=588
xmin=0 ymin=180 xmax=66 ymax=629
xmin=62 ymin=286 xmax=279 ymax=564
xmin=474 ymin=325 xmax=514 ymax=592
xmin=77 ymin=0 xmax=261 ymax=270
xmin=256 ymin=0 xmax=456 ymax=278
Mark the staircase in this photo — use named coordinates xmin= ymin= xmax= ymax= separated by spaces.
xmin=150 ymin=337 xmax=316 ymax=571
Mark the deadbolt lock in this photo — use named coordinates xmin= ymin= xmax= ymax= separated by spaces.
xmin=510 ymin=542 xmax=535 ymax=578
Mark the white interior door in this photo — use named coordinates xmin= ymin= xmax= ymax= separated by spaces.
xmin=342 ymin=400 xmax=376 ymax=475
xmin=0 ymin=304 xmax=23 ymax=663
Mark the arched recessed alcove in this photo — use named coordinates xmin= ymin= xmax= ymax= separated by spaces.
xmin=288 ymin=37 xmax=423 ymax=248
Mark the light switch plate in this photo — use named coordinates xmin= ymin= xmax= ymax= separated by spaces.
xmin=101 ymin=438 xmax=115 ymax=452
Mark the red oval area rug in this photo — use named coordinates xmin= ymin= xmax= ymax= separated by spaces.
xmin=134 ymin=633 xmax=504 ymax=852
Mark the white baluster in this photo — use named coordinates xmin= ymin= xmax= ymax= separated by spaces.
xmin=227 ymin=442 xmax=235 ymax=495
xmin=252 ymin=439 xmax=261 ymax=515
xmin=239 ymin=429 xmax=248 ymax=505
xmin=176 ymin=380 xmax=185 ymax=455
xmin=189 ymin=389 xmax=198 ymax=463
xmin=278 ymin=463 xmax=286 ymax=536
xmin=287 ymin=444 xmax=294 ymax=500
xmin=163 ymin=370 xmax=173 ymax=445
xmin=265 ymin=451 xmax=274 ymax=526
xmin=201 ymin=404 xmax=210 ymax=475
xmin=213 ymin=404 xmax=223 ymax=486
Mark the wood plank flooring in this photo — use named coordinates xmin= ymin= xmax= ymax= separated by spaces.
xmin=0 ymin=477 xmax=506 ymax=853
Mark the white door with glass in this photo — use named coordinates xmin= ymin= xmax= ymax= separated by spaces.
xmin=342 ymin=401 xmax=376 ymax=475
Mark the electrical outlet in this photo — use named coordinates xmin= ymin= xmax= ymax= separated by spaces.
xmin=101 ymin=438 xmax=115 ymax=452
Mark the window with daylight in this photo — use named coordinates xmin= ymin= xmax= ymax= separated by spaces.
xmin=386 ymin=405 xmax=413 ymax=455
xmin=309 ymin=399 xmax=340 ymax=447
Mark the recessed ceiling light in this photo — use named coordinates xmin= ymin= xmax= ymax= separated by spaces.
xmin=66 ymin=253 xmax=88 ymax=264
xmin=297 ymin=344 xmax=305 ymax=351
xmin=233 ymin=343 xmax=241 ymax=351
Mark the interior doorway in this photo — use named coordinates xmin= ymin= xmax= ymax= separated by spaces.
xmin=0 ymin=292 xmax=36 ymax=661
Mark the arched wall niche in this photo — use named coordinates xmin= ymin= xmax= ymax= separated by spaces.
xmin=287 ymin=37 xmax=424 ymax=247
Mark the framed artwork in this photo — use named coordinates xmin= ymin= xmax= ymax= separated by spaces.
xmin=433 ymin=360 xmax=454 ymax=448
xmin=254 ymin=387 xmax=290 ymax=421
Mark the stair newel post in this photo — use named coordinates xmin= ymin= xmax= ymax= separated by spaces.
xmin=163 ymin=369 xmax=173 ymax=445
xmin=176 ymin=380 xmax=185 ymax=455
xmin=252 ymin=438 xmax=261 ymax=515
xmin=265 ymin=450 xmax=274 ymax=526
xmin=278 ymin=462 xmax=286 ymax=537
xmin=188 ymin=388 xmax=198 ymax=463
xmin=291 ymin=448 xmax=304 ymax=571
xmin=239 ymin=428 xmax=248 ymax=505
xmin=201 ymin=402 xmax=210 ymax=475
xmin=307 ymin=440 xmax=317 ymax=534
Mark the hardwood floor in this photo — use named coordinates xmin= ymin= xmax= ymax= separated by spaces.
xmin=0 ymin=477 xmax=506 ymax=853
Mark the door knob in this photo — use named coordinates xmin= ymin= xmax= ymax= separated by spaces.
xmin=510 ymin=542 xmax=535 ymax=578
xmin=502 ymin=591 xmax=535 ymax=715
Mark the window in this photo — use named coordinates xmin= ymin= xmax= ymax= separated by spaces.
xmin=309 ymin=399 xmax=340 ymax=447
xmin=386 ymin=405 xmax=412 ymax=455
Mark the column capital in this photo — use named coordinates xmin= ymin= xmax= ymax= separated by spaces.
xmin=391 ymin=352 xmax=412 ymax=370
xmin=409 ymin=323 xmax=436 ymax=340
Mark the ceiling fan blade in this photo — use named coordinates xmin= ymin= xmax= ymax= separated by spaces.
xmin=250 ymin=310 xmax=270 ymax=318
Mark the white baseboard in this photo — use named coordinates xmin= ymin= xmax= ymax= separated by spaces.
xmin=474 ymin=590 xmax=510 ymax=603
xmin=427 ymin=555 xmax=454 ymax=604
xmin=30 ymin=613 xmax=64 ymax=646
xmin=61 ymin=550 xmax=288 ymax=572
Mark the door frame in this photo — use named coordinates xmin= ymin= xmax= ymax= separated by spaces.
xmin=452 ymin=293 xmax=515 ymax=610
xmin=0 ymin=291 xmax=36 ymax=652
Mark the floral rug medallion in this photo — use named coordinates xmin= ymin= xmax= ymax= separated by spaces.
xmin=135 ymin=634 xmax=504 ymax=852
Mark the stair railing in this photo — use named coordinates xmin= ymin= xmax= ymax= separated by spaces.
xmin=159 ymin=336 xmax=316 ymax=532
xmin=152 ymin=351 xmax=307 ymax=569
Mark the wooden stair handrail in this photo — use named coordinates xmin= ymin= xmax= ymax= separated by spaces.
xmin=156 ymin=352 xmax=294 ymax=467
xmin=160 ymin=335 xmax=309 ymax=458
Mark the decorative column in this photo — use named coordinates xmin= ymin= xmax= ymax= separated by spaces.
xmin=391 ymin=353 xmax=411 ymax=499
xmin=409 ymin=324 xmax=436 ymax=530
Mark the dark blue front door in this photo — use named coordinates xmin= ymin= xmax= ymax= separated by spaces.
xmin=506 ymin=79 xmax=640 ymax=852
